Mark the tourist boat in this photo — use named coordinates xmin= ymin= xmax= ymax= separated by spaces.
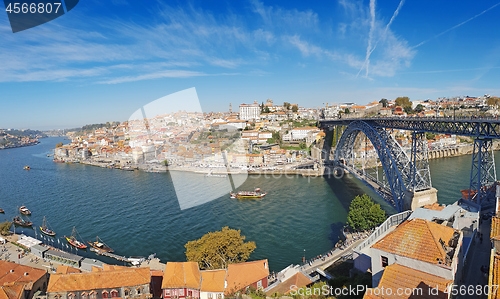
xmin=12 ymin=216 xmax=33 ymax=227
xmin=19 ymin=206 xmax=31 ymax=215
xmin=230 ymin=188 xmax=267 ymax=199
xmin=87 ymin=236 xmax=114 ymax=253
xmin=53 ymin=160 xmax=65 ymax=163
xmin=23 ymin=166 xmax=30 ymax=170
xmin=39 ymin=216 xmax=56 ymax=236
xmin=65 ymin=227 xmax=87 ymax=249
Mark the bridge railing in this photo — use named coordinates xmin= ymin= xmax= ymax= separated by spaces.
xmin=354 ymin=210 xmax=412 ymax=253
xmin=322 ymin=115 xmax=500 ymax=122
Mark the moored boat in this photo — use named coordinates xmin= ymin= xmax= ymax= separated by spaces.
xmin=230 ymin=188 xmax=267 ymax=199
xmin=13 ymin=216 xmax=33 ymax=227
xmin=53 ymin=160 xmax=65 ymax=163
xmin=19 ymin=206 xmax=31 ymax=215
xmin=87 ymin=236 xmax=114 ymax=253
xmin=39 ymin=216 xmax=56 ymax=236
xmin=65 ymin=227 xmax=87 ymax=249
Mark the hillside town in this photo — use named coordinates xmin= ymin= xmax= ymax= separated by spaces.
xmin=52 ymin=95 xmax=499 ymax=174
xmin=0 ymin=129 xmax=44 ymax=149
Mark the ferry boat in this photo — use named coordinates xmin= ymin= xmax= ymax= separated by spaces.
xmin=65 ymin=227 xmax=87 ymax=249
xmin=39 ymin=216 xmax=56 ymax=236
xmin=13 ymin=216 xmax=33 ymax=227
xmin=88 ymin=236 xmax=114 ymax=253
xmin=19 ymin=206 xmax=31 ymax=215
xmin=230 ymin=188 xmax=267 ymax=199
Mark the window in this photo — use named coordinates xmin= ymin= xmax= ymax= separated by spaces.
xmin=110 ymin=290 xmax=118 ymax=298
xmin=217 ymin=294 xmax=222 ymax=299
xmin=208 ymin=294 xmax=213 ymax=299
xmin=136 ymin=288 xmax=142 ymax=295
xmin=257 ymin=280 xmax=262 ymax=289
xmin=68 ymin=293 xmax=75 ymax=299
xmin=102 ymin=291 xmax=109 ymax=299
xmin=381 ymin=256 xmax=388 ymax=268
xmin=90 ymin=292 xmax=96 ymax=299
xmin=81 ymin=292 xmax=88 ymax=299
xmin=124 ymin=289 xmax=130 ymax=297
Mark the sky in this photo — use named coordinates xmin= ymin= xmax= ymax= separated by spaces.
xmin=1 ymin=0 xmax=500 ymax=129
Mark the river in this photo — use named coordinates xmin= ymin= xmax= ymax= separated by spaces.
xmin=0 ymin=137 xmax=491 ymax=271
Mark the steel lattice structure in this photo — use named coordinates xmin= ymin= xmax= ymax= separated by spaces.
xmin=468 ymin=138 xmax=497 ymax=205
xmin=323 ymin=117 xmax=499 ymax=211
xmin=322 ymin=118 xmax=500 ymax=138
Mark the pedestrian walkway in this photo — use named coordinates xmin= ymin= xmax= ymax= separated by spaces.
xmin=459 ymin=210 xmax=492 ymax=299
xmin=300 ymin=238 xmax=365 ymax=275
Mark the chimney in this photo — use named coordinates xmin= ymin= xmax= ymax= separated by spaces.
xmin=9 ymin=269 xmax=14 ymax=273
xmin=24 ymin=272 xmax=28 ymax=276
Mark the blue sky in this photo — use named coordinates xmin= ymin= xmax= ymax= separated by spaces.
xmin=1 ymin=0 xmax=500 ymax=129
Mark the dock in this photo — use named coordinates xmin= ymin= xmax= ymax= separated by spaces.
xmin=89 ymin=248 xmax=145 ymax=265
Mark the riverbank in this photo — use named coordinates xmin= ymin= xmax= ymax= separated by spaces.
xmin=0 ymin=140 xmax=40 ymax=150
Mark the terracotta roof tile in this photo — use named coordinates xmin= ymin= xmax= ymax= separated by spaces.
xmin=422 ymin=203 xmax=446 ymax=211
xmin=225 ymin=260 xmax=269 ymax=295
xmin=0 ymin=282 xmax=28 ymax=299
xmin=162 ymin=262 xmax=201 ymax=290
xmin=265 ymin=272 xmax=312 ymax=296
xmin=0 ymin=260 xmax=46 ymax=287
xmin=363 ymin=264 xmax=452 ymax=299
xmin=47 ymin=267 xmax=151 ymax=292
xmin=200 ymin=270 xmax=226 ymax=293
xmin=491 ymin=217 xmax=500 ymax=240
xmin=490 ymin=251 xmax=500 ymax=299
xmin=56 ymin=265 xmax=81 ymax=274
xmin=371 ymin=219 xmax=459 ymax=266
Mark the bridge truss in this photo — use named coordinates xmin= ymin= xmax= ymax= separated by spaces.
xmin=324 ymin=118 xmax=499 ymax=211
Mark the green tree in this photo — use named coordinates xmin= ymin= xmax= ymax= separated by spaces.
xmin=347 ymin=194 xmax=386 ymax=230
xmin=299 ymin=142 xmax=306 ymax=149
xmin=0 ymin=221 xmax=11 ymax=236
xmin=185 ymin=227 xmax=256 ymax=270
xmin=395 ymin=96 xmax=411 ymax=109
xmin=404 ymin=105 xmax=414 ymax=114
xmin=379 ymin=98 xmax=388 ymax=108
xmin=414 ymin=104 xmax=424 ymax=113
xmin=55 ymin=142 xmax=64 ymax=148
xmin=162 ymin=160 xmax=169 ymax=166
xmin=263 ymin=106 xmax=270 ymax=113
xmin=284 ymin=102 xmax=291 ymax=110
xmin=344 ymin=108 xmax=350 ymax=114
xmin=292 ymin=105 xmax=298 ymax=112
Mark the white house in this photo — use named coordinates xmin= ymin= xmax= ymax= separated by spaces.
xmin=239 ymin=102 xmax=260 ymax=121
xmin=290 ymin=127 xmax=320 ymax=141
xmin=200 ymin=270 xmax=226 ymax=299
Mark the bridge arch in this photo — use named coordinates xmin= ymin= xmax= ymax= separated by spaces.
xmin=334 ymin=121 xmax=413 ymax=211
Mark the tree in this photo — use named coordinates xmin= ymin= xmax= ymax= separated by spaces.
xmin=292 ymin=105 xmax=298 ymax=113
xmin=379 ymin=98 xmax=388 ymax=108
xmin=55 ymin=142 xmax=63 ymax=148
xmin=344 ymin=108 xmax=350 ymax=114
xmin=404 ymin=105 xmax=414 ymax=114
xmin=0 ymin=221 xmax=11 ymax=236
xmin=185 ymin=227 xmax=256 ymax=270
xmin=162 ymin=160 xmax=169 ymax=166
xmin=284 ymin=102 xmax=291 ymax=110
xmin=395 ymin=97 xmax=411 ymax=109
xmin=299 ymin=142 xmax=306 ymax=149
xmin=347 ymin=194 xmax=386 ymax=230
xmin=263 ymin=106 xmax=270 ymax=114
xmin=414 ymin=104 xmax=424 ymax=113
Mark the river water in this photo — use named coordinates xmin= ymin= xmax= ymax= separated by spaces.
xmin=0 ymin=137 xmax=491 ymax=270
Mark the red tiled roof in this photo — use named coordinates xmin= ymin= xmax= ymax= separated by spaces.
xmin=162 ymin=262 xmax=201 ymax=290
xmin=225 ymin=260 xmax=269 ymax=295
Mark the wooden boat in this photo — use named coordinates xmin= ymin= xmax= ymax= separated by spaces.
xmin=87 ymin=236 xmax=114 ymax=253
xmin=65 ymin=227 xmax=87 ymax=249
xmin=53 ymin=160 xmax=65 ymax=163
xmin=23 ymin=166 xmax=30 ymax=170
xmin=230 ymin=188 xmax=267 ymax=199
xmin=39 ymin=216 xmax=56 ymax=236
xmin=19 ymin=206 xmax=31 ymax=215
xmin=13 ymin=216 xmax=33 ymax=227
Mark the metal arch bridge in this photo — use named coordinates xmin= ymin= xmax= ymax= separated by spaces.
xmin=320 ymin=117 xmax=500 ymax=212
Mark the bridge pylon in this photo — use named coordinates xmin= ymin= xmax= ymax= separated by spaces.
xmin=466 ymin=138 xmax=497 ymax=206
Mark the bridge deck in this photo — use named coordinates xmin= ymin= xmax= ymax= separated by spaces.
xmin=321 ymin=117 xmax=500 ymax=139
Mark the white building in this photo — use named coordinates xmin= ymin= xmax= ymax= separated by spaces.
xmin=200 ymin=270 xmax=226 ymax=299
xmin=239 ymin=101 xmax=261 ymax=121
xmin=290 ymin=127 xmax=320 ymax=141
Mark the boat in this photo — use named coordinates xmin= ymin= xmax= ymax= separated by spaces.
xmin=39 ymin=216 xmax=56 ymax=236
xmin=19 ymin=206 xmax=31 ymax=215
xmin=206 ymin=170 xmax=227 ymax=178
xmin=12 ymin=216 xmax=33 ymax=227
xmin=53 ymin=160 xmax=65 ymax=163
xmin=23 ymin=166 xmax=30 ymax=170
xmin=65 ymin=227 xmax=87 ymax=249
xmin=230 ymin=188 xmax=267 ymax=199
xmin=0 ymin=209 xmax=4 ymax=213
xmin=87 ymin=236 xmax=114 ymax=253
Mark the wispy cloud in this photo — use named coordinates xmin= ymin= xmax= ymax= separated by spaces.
xmin=98 ymin=70 xmax=206 ymax=84
xmin=413 ymin=1 xmax=500 ymax=49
